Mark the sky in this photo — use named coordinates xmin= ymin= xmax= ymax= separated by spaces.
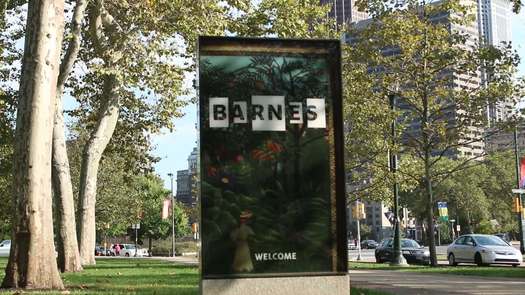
xmin=152 ymin=10 xmax=525 ymax=190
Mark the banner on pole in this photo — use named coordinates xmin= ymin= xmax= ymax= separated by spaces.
xmin=162 ymin=198 xmax=171 ymax=220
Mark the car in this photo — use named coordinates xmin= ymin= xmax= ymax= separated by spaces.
xmin=361 ymin=240 xmax=379 ymax=249
xmin=494 ymin=233 xmax=511 ymax=243
xmin=95 ymin=246 xmax=111 ymax=256
xmin=348 ymin=239 xmax=358 ymax=250
xmin=119 ymin=244 xmax=148 ymax=257
xmin=447 ymin=234 xmax=523 ymax=267
xmin=375 ymin=238 xmax=430 ymax=264
xmin=0 ymin=240 xmax=11 ymax=257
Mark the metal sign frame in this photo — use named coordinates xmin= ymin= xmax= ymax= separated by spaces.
xmin=198 ymin=36 xmax=347 ymax=279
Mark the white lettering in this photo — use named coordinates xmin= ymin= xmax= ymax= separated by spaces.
xmin=252 ymin=95 xmax=286 ymax=131
xmin=306 ymin=98 xmax=326 ymax=129
xmin=254 ymin=252 xmax=297 ymax=261
xmin=209 ymin=97 xmax=229 ymax=128
xmin=289 ymin=102 xmax=303 ymax=124
xmin=208 ymin=97 xmax=326 ymax=131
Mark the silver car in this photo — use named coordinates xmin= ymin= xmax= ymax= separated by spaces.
xmin=447 ymin=234 xmax=523 ymax=267
xmin=0 ymin=240 xmax=11 ymax=257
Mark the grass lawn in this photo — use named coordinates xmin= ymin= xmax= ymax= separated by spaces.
xmin=0 ymin=257 xmax=198 ymax=294
xmin=349 ymin=261 xmax=525 ymax=278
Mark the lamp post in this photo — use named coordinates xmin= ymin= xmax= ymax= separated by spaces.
xmin=513 ymin=127 xmax=525 ymax=254
xmin=168 ymin=173 xmax=176 ymax=257
xmin=356 ymin=199 xmax=362 ymax=261
xmin=389 ymin=93 xmax=407 ymax=266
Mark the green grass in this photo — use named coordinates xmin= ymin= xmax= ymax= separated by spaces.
xmin=349 ymin=261 xmax=525 ymax=278
xmin=0 ymin=257 xmax=198 ymax=294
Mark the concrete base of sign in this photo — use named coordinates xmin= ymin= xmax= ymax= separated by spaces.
xmin=201 ymin=274 xmax=350 ymax=295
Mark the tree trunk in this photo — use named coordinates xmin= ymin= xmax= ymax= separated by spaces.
xmin=148 ymin=237 xmax=152 ymax=257
xmin=2 ymin=0 xmax=65 ymax=289
xmin=77 ymin=75 xmax=119 ymax=265
xmin=51 ymin=0 xmax=88 ymax=273
xmin=52 ymin=95 xmax=82 ymax=273
xmin=424 ymin=161 xmax=437 ymax=266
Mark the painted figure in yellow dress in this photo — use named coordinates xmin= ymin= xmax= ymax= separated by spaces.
xmin=231 ymin=210 xmax=254 ymax=273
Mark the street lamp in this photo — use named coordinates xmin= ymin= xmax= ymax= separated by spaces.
xmin=389 ymin=93 xmax=408 ymax=266
xmin=168 ymin=173 xmax=176 ymax=257
xmin=513 ymin=127 xmax=525 ymax=254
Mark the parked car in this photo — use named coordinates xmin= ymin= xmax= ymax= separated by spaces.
xmin=119 ymin=244 xmax=148 ymax=257
xmin=447 ymin=234 xmax=522 ymax=267
xmin=0 ymin=240 xmax=10 ymax=257
xmin=361 ymin=240 xmax=379 ymax=249
xmin=375 ymin=238 xmax=430 ymax=264
xmin=95 ymin=246 xmax=111 ymax=256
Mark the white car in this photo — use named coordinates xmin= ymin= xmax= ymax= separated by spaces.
xmin=0 ymin=240 xmax=11 ymax=257
xmin=119 ymin=244 xmax=148 ymax=257
xmin=447 ymin=234 xmax=523 ymax=267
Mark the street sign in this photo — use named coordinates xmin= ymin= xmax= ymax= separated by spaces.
xmin=131 ymin=223 xmax=140 ymax=230
xmin=199 ymin=37 xmax=347 ymax=279
xmin=437 ymin=202 xmax=448 ymax=221
xmin=512 ymin=189 xmax=525 ymax=194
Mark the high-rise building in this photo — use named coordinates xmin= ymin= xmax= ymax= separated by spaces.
xmin=478 ymin=0 xmax=515 ymax=124
xmin=320 ymin=0 xmax=369 ymax=25
xmin=478 ymin=0 xmax=512 ymax=46
xmin=176 ymin=147 xmax=199 ymax=206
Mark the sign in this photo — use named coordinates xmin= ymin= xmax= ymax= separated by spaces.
xmin=161 ymin=199 xmax=171 ymax=220
xmin=437 ymin=202 xmax=448 ymax=222
xmin=131 ymin=223 xmax=140 ymax=230
xmin=512 ymin=189 xmax=525 ymax=194
xmin=520 ymin=157 xmax=525 ymax=188
xmin=352 ymin=202 xmax=365 ymax=220
xmin=199 ymin=37 xmax=347 ymax=279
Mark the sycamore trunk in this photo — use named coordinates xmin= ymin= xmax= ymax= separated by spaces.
xmin=52 ymin=93 xmax=83 ymax=272
xmin=2 ymin=0 xmax=65 ymax=289
xmin=77 ymin=75 xmax=119 ymax=265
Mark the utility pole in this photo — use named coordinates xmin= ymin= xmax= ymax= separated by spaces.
xmin=513 ymin=127 xmax=525 ymax=254
xmin=389 ymin=93 xmax=407 ymax=266
xmin=168 ymin=173 xmax=176 ymax=257
xmin=356 ymin=200 xmax=362 ymax=261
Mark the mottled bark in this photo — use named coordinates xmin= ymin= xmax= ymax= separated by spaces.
xmin=52 ymin=0 xmax=88 ymax=273
xmin=77 ymin=74 xmax=119 ymax=265
xmin=52 ymin=96 xmax=82 ymax=272
xmin=2 ymin=0 xmax=65 ymax=289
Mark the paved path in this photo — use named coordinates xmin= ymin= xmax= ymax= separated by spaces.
xmin=350 ymin=269 xmax=525 ymax=295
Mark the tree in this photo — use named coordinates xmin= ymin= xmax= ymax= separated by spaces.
xmin=2 ymin=0 xmax=65 ymax=289
xmin=71 ymin=0 xmax=240 ymax=265
xmin=131 ymin=175 xmax=172 ymax=254
xmin=51 ymin=0 xmax=88 ymax=273
xmin=345 ymin=0 xmax=523 ymax=266
xmin=0 ymin=0 xmax=24 ymax=241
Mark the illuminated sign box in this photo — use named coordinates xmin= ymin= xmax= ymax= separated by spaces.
xmin=199 ymin=36 xmax=347 ymax=279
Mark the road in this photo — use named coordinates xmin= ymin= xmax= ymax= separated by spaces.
xmin=350 ymin=269 xmax=525 ymax=295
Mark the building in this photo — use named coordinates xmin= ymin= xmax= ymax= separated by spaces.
xmin=478 ymin=0 xmax=512 ymax=46
xmin=347 ymin=200 xmax=393 ymax=242
xmin=176 ymin=147 xmax=199 ymax=206
xmin=477 ymin=0 xmax=515 ymax=124
xmin=320 ymin=0 xmax=369 ymax=25
xmin=485 ymin=127 xmax=525 ymax=152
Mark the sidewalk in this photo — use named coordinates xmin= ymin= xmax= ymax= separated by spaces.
xmin=350 ymin=269 xmax=525 ymax=295
xmin=153 ymin=255 xmax=199 ymax=266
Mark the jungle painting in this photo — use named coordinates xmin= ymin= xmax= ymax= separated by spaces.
xmin=199 ymin=37 xmax=346 ymax=278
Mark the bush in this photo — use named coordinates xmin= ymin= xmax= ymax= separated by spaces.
xmin=150 ymin=238 xmax=198 ymax=256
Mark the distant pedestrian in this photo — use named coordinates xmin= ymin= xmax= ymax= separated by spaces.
xmin=115 ymin=244 xmax=121 ymax=256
